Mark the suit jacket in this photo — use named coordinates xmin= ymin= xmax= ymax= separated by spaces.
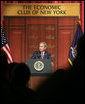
xmin=31 ymin=51 xmax=52 ymax=60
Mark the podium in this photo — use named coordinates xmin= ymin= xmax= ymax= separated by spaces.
xmin=27 ymin=59 xmax=52 ymax=76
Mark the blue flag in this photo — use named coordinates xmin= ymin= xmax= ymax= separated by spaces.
xmin=68 ymin=23 xmax=83 ymax=65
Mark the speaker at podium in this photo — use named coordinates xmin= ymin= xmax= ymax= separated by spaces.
xmin=27 ymin=59 xmax=52 ymax=76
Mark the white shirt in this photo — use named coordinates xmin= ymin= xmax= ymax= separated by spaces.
xmin=41 ymin=51 xmax=45 ymax=57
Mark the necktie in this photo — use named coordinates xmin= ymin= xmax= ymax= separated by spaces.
xmin=41 ymin=52 xmax=44 ymax=59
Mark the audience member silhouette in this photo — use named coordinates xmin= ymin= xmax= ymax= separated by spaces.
xmin=1 ymin=51 xmax=38 ymax=103
xmin=8 ymin=62 xmax=19 ymax=81
xmin=1 ymin=35 xmax=84 ymax=103
xmin=36 ymin=35 xmax=84 ymax=103
xmin=9 ymin=63 xmax=37 ymax=103
xmin=1 ymin=50 xmax=11 ymax=102
xmin=1 ymin=50 xmax=8 ymax=79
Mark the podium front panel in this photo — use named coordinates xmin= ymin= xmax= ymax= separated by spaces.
xmin=27 ymin=59 xmax=52 ymax=76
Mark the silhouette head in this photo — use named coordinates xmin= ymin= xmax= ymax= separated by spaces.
xmin=11 ymin=63 xmax=31 ymax=87
xmin=1 ymin=50 xmax=8 ymax=78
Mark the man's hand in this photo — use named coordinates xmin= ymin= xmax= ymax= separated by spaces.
xmin=51 ymin=62 xmax=54 ymax=67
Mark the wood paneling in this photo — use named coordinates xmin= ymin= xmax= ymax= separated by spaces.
xmin=4 ymin=16 xmax=78 ymax=90
xmin=58 ymin=29 xmax=72 ymax=69
xmin=10 ymin=31 xmax=22 ymax=62
xmin=4 ymin=16 xmax=78 ymax=69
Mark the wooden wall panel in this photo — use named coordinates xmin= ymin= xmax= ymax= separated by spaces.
xmin=58 ymin=30 xmax=73 ymax=69
xmin=3 ymin=16 xmax=78 ymax=90
xmin=26 ymin=17 xmax=57 ymax=24
xmin=7 ymin=17 xmax=25 ymax=26
xmin=4 ymin=17 xmax=26 ymax=62
xmin=9 ymin=31 xmax=22 ymax=62
xmin=4 ymin=16 xmax=78 ymax=69
xmin=58 ymin=17 xmax=74 ymax=25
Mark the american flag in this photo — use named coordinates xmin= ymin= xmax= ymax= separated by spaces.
xmin=1 ymin=26 xmax=13 ymax=63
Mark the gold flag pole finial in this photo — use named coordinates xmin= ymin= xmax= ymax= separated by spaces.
xmin=78 ymin=20 xmax=81 ymax=24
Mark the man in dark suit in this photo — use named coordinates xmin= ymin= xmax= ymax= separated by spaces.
xmin=31 ymin=42 xmax=54 ymax=66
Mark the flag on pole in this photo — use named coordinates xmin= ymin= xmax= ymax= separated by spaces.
xmin=1 ymin=26 xmax=13 ymax=63
xmin=68 ymin=22 xmax=83 ymax=65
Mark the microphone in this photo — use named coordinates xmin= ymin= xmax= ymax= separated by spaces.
xmin=37 ymin=52 xmax=41 ymax=59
